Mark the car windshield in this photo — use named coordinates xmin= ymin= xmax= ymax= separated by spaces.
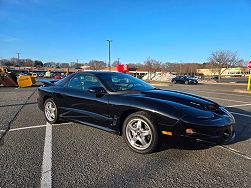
xmin=54 ymin=73 xmax=74 ymax=86
xmin=97 ymin=72 xmax=155 ymax=92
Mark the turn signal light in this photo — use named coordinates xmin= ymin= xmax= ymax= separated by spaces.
xmin=186 ymin=128 xmax=194 ymax=135
xmin=162 ymin=131 xmax=172 ymax=136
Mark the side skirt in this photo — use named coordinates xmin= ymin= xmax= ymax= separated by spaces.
xmin=61 ymin=117 xmax=121 ymax=135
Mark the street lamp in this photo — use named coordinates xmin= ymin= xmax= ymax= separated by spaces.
xmin=17 ymin=52 xmax=21 ymax=65
xmin=106 ymin=40 xmax=112 ymax=71
xmin=179 ymin=60 xmax=182 ymax=75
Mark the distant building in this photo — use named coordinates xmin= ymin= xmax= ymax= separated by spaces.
xmin=221 ymin=67 xmax=249 ymax=77
xmin=197 ymin=67 xmax=250 ymax=77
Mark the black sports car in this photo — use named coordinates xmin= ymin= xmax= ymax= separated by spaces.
xmin=172 ymin=76 xmax=198 ymax=84
xmin=37 ymin=71 xmax=235 ymax=153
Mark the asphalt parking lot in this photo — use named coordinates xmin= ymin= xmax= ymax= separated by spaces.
xmin=0 ymin=82 xmax=250 ymax=187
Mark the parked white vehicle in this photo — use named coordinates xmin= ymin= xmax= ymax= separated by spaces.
xmin=31 ymin=73 xmax=38 ymax=78
xmin=44 ymin=71 xmax=51 ymax=78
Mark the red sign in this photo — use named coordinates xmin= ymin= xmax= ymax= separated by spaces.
xmin=116 ymin=64 xmax=129 ymax=72
xmin=248 ymin=60 xmax=251 ymax=69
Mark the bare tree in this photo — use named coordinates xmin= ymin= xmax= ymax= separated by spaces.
xmin=127 ymin=63 xmax=143 ymax=69
xmin=0 ymin=59 xmax=13 ymax=66
xmin=88 ymin=60 xmax=106 ymax=70
xmin=60 ymin=63 xmax=70 ymax=68
xmin=208 ymin=50 xmax=242 ymax=79
xmin=181 ymin=63 xmax=198 ymax=75
xmin=112 ymin=60 xmax=120 ymax=67
xmin=144 ymin=58 xmax=161 ymax=80
xmin=34 ymin=60 xmax=43 ymax=67
xmin=44 ymin=62 xmax=56 ymax=68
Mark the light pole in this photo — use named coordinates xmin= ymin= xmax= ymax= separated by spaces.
xmin=107 ymin=40 xmax=112 ymax=71
xmin=179 ymin=60 xmax=182 ymax=75
xmin=17 ymin=52 xmax=21 ymax=65
xmin=117 ymin=58 xmax=120 ymax=65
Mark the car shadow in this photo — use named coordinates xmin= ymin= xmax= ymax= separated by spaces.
xmin=224 ymin=107 xmax=251 ymax=145
xmin=158 ymin=136 xmax=214 ymax=152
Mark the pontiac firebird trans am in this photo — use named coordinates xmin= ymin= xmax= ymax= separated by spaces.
xmin=37 ymin=71 xmax=235 ymax=154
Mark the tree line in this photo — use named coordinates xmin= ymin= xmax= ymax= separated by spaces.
xmin=0 ymin=50 xmax=246 ymax=76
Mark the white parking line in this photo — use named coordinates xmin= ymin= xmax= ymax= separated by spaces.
xmin=218 ymin=146 xmax=251 ymax=160
xmin=230 ymin=112 xmax=251 ymax=118
xmin=204 ymin=96 xmax=249 ymax=104
xmin=7 ymin=122 xmax=72 ymax=132
xmin=183 ymin=89 xmax=249 ymax=98
xmin=2 ymin=122 xmax=72 ymax=187
xmin=9 ymin=124 xmax=47 ymax=132
xmin=40 ymin=122 xmax=52 ymax=188
xmin=226 ymin=103 xmax=251 ymax=108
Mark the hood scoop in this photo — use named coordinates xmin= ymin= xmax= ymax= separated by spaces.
xmin=143 ymin=90 xmax=217 ymax=111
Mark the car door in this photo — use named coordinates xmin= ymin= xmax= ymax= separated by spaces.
xmin=176 ymin=76 xmax=182 ymax=83
xmin=179 ymin=76 xmax=186 ymax=83
xmin=59 ymin=73 xmax=112 ymax=127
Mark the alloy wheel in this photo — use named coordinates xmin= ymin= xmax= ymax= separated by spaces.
xmin=45 ymin=101 xmax=56 ymax=122
xmin=125 ymin=118 xmax=152 ymax=150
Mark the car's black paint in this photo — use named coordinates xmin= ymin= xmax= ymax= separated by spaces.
xmin=38 ymin=71 xmax=235 ymax=144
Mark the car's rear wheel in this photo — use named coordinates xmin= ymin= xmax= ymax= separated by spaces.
xmin=172 ymin=80 xmax=176 ymax=84
xmin=44 ymin=98 xmax=59 ymax=124
xmin=122 ymin=111 xmax=159 ymax=154
xmin=185 ymin=80 xmax=189 ymax=85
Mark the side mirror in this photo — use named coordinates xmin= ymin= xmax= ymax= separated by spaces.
xmin=88 ymin=86 xmax=106 ymax=94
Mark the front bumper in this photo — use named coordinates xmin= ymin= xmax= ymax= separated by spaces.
xmin=179 ymin=125 xmax=235 ymax=144
xmin=161 ymin=123 xmax=235 ymax=145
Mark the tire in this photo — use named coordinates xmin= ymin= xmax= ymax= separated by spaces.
xmin=44 ymin=98 xmax=59 ymax=124
xmin=172 ymin=80 xmax=177 ymax=84
xmin=122 ymin=111 xmax=159 ymax=154
xmin=185 ymin=80 xmax=189 ymax=85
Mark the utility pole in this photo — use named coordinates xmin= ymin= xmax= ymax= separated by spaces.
xmin=179 ymin=60 xmax=182 ymax=75
xmin=107 ymin=40 xmax=112 ymax=71
xmin=117 ymin=58 xmax=120 ymax=65
xmin=17 ymin=52 xmax=21 ymax=65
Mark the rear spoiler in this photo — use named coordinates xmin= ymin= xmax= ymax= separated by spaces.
xmin=40 ymin=80 xmax=58 ymax=86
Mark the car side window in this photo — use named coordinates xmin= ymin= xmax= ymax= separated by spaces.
xmin=83 ymin=75 xmax=102 ymax=91
xmin=68 ymin=74 xmax=85 ymax=90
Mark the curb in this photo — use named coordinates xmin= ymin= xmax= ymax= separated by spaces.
xmin=233 ymin=89 xmax=251 ymax=94
xmin=200 ymin=82 xmax=246 ymax=86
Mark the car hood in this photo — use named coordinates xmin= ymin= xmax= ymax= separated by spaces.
xmin=118 ymin=89 xmax=233 ymax=126
xmin=141 ymin=89 xmax=219 ymax=111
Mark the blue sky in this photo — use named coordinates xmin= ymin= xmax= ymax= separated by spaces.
xmin=0 ymin=0 xmax=251 ymax=64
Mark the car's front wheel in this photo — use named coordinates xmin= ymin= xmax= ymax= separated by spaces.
xmin=185 ymin=80 xmax=189 ymax=85
xmin=44 ymin=98 xmax=59 ymax=124
xmin=122 ymin=111 xmax=159 ymax=154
